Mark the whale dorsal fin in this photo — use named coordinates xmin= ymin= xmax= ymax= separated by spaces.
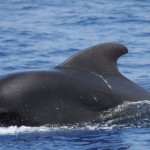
xmin=57 ymin=42 xmax=128 ymax=75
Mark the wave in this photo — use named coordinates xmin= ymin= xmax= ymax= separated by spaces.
xmin=97 ymin=100 xmax=150 ymax=128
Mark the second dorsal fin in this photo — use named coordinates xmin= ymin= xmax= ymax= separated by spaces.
xmin=57 ymin=42 xmax=128 ymax=75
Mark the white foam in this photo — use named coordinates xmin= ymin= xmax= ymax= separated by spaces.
xmin=0 ymin=124 xmax=116 ymax=135
xmin=0 ymin=126 xmax=50 ymax=135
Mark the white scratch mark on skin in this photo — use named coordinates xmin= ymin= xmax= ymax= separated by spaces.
xmin=92 ymin=72 xmax=112 ymax=89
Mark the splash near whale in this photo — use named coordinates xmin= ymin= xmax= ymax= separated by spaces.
xmin=0 ymin=42 xmax=150 ymax=126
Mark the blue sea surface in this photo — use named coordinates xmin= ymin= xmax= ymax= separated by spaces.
xmin=0 ymin=0 xmax=150 ymax=149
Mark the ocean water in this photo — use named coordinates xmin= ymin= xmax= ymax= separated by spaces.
xmin=0 ymin=0 xmax=150 ymax=149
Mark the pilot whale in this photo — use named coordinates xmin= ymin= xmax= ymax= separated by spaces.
xmin=0 ymin=42 xmax=150 ymax=126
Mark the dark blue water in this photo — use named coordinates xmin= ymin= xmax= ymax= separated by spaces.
xmin=0 ymin=0 xmax=150 ymax=149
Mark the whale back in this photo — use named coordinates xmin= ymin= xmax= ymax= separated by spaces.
xmin=0 ymin=42 xmax=150 ymax=126
xmin=58 ymin=42 xmax=150 ymax=101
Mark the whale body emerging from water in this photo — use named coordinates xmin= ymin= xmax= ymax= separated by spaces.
xmin=0 ymin=42 xmax=150 ymax=126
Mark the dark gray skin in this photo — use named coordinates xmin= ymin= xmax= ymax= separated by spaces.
xmin=0 ymin=42 xmax=150 ymax=126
